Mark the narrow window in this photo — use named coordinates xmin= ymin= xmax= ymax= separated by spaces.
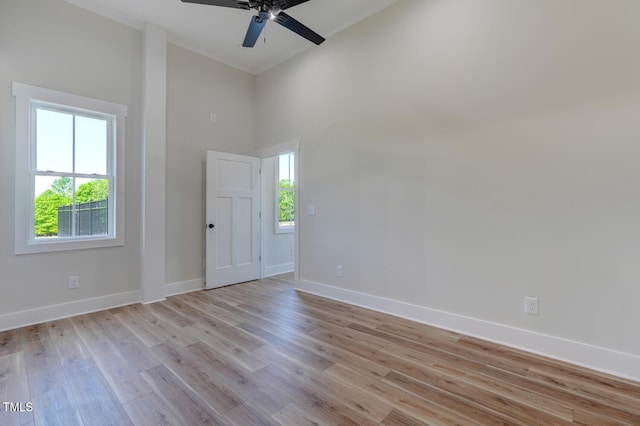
xmin=275 ymin=152 xmax=295 ymax=233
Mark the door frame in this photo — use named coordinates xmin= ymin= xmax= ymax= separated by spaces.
xmin=258 ymin=140 xmax=300 ymax=281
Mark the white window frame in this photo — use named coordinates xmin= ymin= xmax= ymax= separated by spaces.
xmin=12 ymin=82 xmax=126 ymax=254
xmin=275 ymin=152 xmax=295 ymax=234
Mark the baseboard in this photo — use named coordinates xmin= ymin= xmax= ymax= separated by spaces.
xmin=0 ymin=290 xmax=140 ymax=332
xmin=297 ymin=278 xmax=640 ymax=383
xmin=165 ymin=278 xmax=205 ymax=297
xmin=265 ymin=263 xmax=294 ymax=277
xmin=0 ymin=278 xmax=205 ymax=332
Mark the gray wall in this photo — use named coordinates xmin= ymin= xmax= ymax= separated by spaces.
xmin=166 ymin=43 xmax=257 ymax=286
xmin=0 ymin=0 xmax=143 ymax=314
xmin=256 ymin=0 xmax=640 ymax=357
xmin=0 ymin=0 xmax=259 ymax=321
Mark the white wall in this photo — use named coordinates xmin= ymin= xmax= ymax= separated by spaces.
xmin=0 ymin=0 xmax=143 ymax=325
xmin=256 ymin=0 xmax=640 ymax=376
xmin=261 ymin=156 xmax=295 ymax=276
xmin=165 ymin=44 xmax=257 ymax=288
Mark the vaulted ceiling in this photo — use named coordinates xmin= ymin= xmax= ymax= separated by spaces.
xmin=65 ymin=0 xmax=397 ymax=75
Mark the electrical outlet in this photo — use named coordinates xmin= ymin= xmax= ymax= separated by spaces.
xmin=69 ymin=275 xmax=79 ymax=289
xmin=336 ymin=265 xmax=343 ymax=277
xmin=524 ymin=297 xmax=538 ymax=315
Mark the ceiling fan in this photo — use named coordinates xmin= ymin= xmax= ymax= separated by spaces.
xmin=181 ymin=0 xmax=326 ymax=48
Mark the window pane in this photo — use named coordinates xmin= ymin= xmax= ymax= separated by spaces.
xmin=277 ymin=152 xmax=295 ymax=230
xmin=279 ymin=153 xmax=294 ymax=183
xmin=36 ymin=108 xmax=73 ymax=172
xmin=279 ymin=187 xmax=295 ymax=227
xmin=76 ymin=115 xmax=107 ymax=175
xmin=75 ymin=178 xmax=109 ymax=236
xmin=34 ymin=176 xmax=72 ymax=238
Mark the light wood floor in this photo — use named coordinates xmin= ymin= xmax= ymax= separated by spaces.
xmin=1 ymin=274 xmax=639 ymax=425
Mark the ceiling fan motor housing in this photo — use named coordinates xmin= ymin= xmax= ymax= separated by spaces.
xmin=181 ymin=0 xmax=325 ymax=47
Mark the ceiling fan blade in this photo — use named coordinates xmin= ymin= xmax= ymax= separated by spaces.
xmin=242 ymin=15 xmax=269 ymax=48
xmin=273 ymin=0 xmax=311 ymax=10
xmin=180 ymin=0 xmax=250 ymax=10
xmin=274 ymin=11 xmax=325 ymax=45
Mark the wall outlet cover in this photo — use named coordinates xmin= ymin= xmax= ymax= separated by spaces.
xmin=524 ymin=297 xmax=538 ymax=315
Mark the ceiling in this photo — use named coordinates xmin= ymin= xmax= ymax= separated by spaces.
xmin=64 ymin=0 xmax=397 ymax=75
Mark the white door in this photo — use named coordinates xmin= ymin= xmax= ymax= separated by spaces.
xmin=206 ymin=151 xmax=261 ymax=289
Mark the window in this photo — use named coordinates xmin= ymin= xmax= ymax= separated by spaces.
xmin=275 ymin=152 xmax=295 ymax=233
xmin=13 ymin=82 xmax=126 ymax=254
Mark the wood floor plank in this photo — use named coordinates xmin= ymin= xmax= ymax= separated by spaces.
xmin=376 ymin=321 xmax=461 ymax=346
xmin=528 ymin=363 xmax=640 ymax=412
xmin=169 ymin=302 xmax=266 ymax=352
xmin=259 ymin=321 xmax=391 ymax=379
xmin=63 ymin=357 xmax=133 ymax=425
xmin=122 ymin=391 xmax=183 ymax=426
xmin=206 ymin=299 xmax=282 ymax=334
xmin=271 ymin=402 xmax=329 ymax=426
xmin=4 ymin=274 xmax=640 ymax=425
xmin=325 ymin=362 xmax=496 ymax=426
xmin=19 ymin=325 xmax=68 ymax=398
xmin=178 ymin=292 xmax=243 ymax=326
xmin=254 ymin=363 xmax=378 ymax=426
xmin=434 ymin=359 xmax=575 ymax=422
xmin=224 ymin=401 xmax=281 ymax=426
xmin=253 ymin=344 xmax=393 ymax=423
xmin=161 ymin=296 xmax=219 ymax=325
xmin=150 ymin=342 xmax=242 ymax=414
xmin=380 ymin=408 xmax=432 ymax=426
xmin=141 ymin=364 xmax=228 ymax=425
xmin=70 ymin=314 xmax=153 ymax=404
xmin=526 ymin=367 xmax=640 ymax=423
xmin=186 ymin=341 xmax=290 ymax=415
xmin=114 ymin=303 xmax=199 ymax=348
xmin=184 ymin=323 xmax=268 ymax=373
xmin=22 ymin=329 xmax=81 ymax=425
xmin=236 ymin=300 xmax=318 ymax=334
xmin=455 ymin=335 xmax=587 ymax=380
xmin=572 ymin=408 xmax=637 ymax=426
xmin=31 ymin=386 xmax=84 ymax=426
xmin=297 ymin=292 xmax=386 ymax=329
xmin=362 ymin=329 xmax=576 ymax=423
xmin=238 ymin=322 xmax=335 ymax=371
xmin=89 ymin=311 xmax=161 ymax=372
xmin=147 ymin=302 xmax=195 ymax=328
xmin=46 ymin=319 xmax=91 ymax=366
xmin=483 ymin=364 xmax=640 ymax=424
xmin=0 ymin=329 xmax=21 ymax=356
xmin=110 ymin=305 xmax=168 ymax=347
xmin=308 ymin=323 xmax=385 ymax=360
xmin=384 ymin=369 xmax=573 ymax=425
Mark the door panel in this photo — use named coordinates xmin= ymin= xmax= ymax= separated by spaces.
xmin=216 ymin=196 xmax=233 ymax=269
xmin=237 ymin=197 xmax=254 ymax=265
xmin=206 ymin=151 xmax=260 ymax=289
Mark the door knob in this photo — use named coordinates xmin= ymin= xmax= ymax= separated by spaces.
xmin=207 ymin=223 xmax=215 ymax=229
